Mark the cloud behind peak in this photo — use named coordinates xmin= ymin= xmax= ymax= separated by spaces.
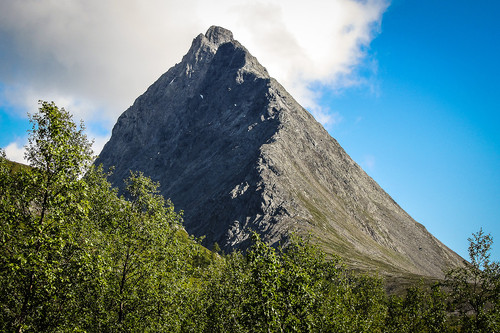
xmin=0 ymin=0 xmax=389 ymax=151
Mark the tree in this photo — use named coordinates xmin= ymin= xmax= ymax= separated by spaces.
xmin=0 ymin=101 xmax=199 ymax=331
xmin=0 ymin=101 xmax=97 ymax=331
xmin=243 ymin=233 xmax=284 ymax=332
xmin=97 ymin=171 xmax=185 ymax=331
xmin=196 ymin=250 xmax=249 ymax=333
xmin=445 ymin=228 xmax=500 ymax=332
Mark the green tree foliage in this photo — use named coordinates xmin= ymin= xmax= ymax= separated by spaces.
xmin=198 ymin=233 xmax=389 ymax=333
xmin=98 ymin=171 xmax=186 ymax=331
xmin=0 ymin=101 xmax=195 ymax=331
xmin=445 ymin=228 xmax=500 ymax=332
xmin=0 ymin=101 xmax=96 ymax=331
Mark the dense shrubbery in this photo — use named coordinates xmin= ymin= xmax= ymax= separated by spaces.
xmin=1 ymin=102 xmax=498 ymax=332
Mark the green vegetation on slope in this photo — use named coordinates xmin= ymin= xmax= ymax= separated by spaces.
xmin=3 ymin=159 xmax=30 ymax=173
xmin=0 ymin=101 xmax=498 ymax=332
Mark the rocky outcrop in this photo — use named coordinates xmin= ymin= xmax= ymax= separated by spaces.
xmin=96 ymin=26 xmax=464 ymax=278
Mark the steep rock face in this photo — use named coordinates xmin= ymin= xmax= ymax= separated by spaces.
xmin=96 ymin=26 xmax=463 ymax=278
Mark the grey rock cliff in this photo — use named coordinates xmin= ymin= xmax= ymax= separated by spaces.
xmin=96 ymin=26 xmax=464 ymax=278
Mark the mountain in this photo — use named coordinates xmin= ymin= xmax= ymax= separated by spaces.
xmin=96 ymin=26 xmax=463 ymax=278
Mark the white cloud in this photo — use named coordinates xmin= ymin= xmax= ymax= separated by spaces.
xmin=89 ymin=132 xmax=112 ymax=157
xmin=0 ymin=0 xmax=388 ymax=132
xmin=4 ymin=141 xmax=26 ymax=164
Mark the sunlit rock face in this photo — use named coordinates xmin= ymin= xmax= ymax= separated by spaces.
xmin=96 ymin=26 xmax=463 ymax=278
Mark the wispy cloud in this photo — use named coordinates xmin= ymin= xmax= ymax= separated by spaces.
xmin=362 ymin=154 xmax=376 ymax=171
xmin=0 ymin=0 xmax=389 ymax=152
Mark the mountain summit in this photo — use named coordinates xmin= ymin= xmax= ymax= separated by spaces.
xmin=96 ymin=26 xmax=463 ymax=278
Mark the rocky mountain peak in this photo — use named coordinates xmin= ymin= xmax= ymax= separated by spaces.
xmin=185 ymin=25 xmax=235 ymax=62
xmin=96 ymin=26 xmax=464 ymax=278
xmin=205 ymin=25 xmax=234 ymax=45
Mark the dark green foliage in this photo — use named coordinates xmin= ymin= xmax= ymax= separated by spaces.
xmin=1 ymin=101 xmax=498 ymax=332
xmin=385 ymin=283 xmax=449 ymax=333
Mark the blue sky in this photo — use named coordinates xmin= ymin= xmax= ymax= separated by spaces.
xmin=0 ymin=0 xmax=498 ymax=262
xmin=325 ymin=0 xmax=500 ymax=261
